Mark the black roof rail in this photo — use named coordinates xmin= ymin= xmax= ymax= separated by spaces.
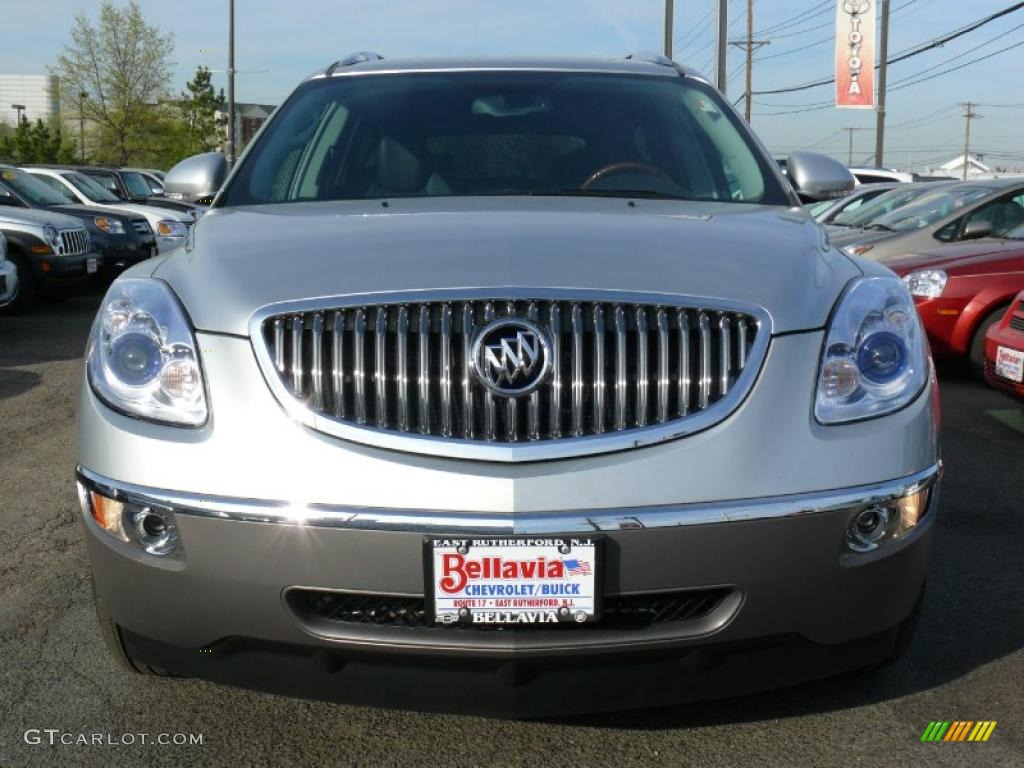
xmin=622 ymin=52 xmax=675 ymax=68
xmin=325 ymin=52 xmax=384 ymax=77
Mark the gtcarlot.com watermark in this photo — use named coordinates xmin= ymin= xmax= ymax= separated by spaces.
xmin=24 ymin=729 xmax=203 ymax=747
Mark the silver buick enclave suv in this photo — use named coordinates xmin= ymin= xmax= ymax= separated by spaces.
xmin=77 ymin=54 xmax=941 ymax=716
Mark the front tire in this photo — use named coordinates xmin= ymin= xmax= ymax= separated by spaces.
xmin=92 ymin=581 xmax=176 ymax=677
xmin=969 ymin=305 xmax=1010 ymax=378
xmin=0 ymin=253 xmax=35 ymax=315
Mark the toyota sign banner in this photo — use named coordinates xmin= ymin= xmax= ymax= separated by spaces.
xmin=835 ymin=0 xmax=875 ymax=109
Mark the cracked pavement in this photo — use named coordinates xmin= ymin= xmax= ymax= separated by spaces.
xmin=1 ymin=294 xmax=1022 ymax=767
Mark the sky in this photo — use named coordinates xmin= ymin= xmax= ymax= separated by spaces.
xmin=3 ymin=0 xmax=1024 ymax=170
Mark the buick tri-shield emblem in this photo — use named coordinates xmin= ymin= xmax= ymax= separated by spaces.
xmin=471 ymin=318 xmax=552 ymax=396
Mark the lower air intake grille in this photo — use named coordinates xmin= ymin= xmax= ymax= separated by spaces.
xmin=287 ymin=588 xmax=732 ymax=630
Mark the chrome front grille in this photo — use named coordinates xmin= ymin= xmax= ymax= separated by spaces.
xmin=59 ymin=228 xmax=89 ymax=256
xmin=254 ymin=292 xmax=769 ymax=461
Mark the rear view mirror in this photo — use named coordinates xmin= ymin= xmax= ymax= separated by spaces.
xmin=165 ymin=152 xmax=228 ymax=204
xmin=963 ymin=219 xmax=993 ymax=240
xmin=786 ymin=152 xmax=856 ymax=202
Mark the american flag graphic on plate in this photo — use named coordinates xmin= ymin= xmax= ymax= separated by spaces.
xmin=563 ymin=558 xmax=592 ymax=576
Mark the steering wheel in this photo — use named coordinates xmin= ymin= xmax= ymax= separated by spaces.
xmin=581 ymin=162 xmax=670 ymax=190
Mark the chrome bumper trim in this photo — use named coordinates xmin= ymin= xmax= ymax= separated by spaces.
xmin=76 ymin=462 xmax=941 ymax=535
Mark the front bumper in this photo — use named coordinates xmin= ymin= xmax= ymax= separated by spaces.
xmin=78 ymin=329 xmax=942 ymax=712
xmin=92 ymin=232 xmax=158 ymax=274
xmin=0 ymin=260 xmax=18 ymax=306
xmin=984 ymin=323 xmax=1024 ymax=399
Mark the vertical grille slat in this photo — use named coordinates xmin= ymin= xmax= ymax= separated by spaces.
xmin=262 ymin=297 xmax=762 ymax=448
xmin=439 ymin=305 xmax=453 ymax=437
xmin=636 ymin=306 xmax=649 ymax=428
xmin=375 ymin=308 xmax=388 ymax=427
xmin=311 ymin=313 xmax=325 ymax=410
xmin=571 ymin=304 xmax=584 ymax=437
xmin=698 ymin=312 xmax=711 ymax=410
xmin=462 ymin=305 xmax=475 ymax=439
xmin=397 ymin=306 xmax=410 ymax=432
xmin=354 ymin=309 xmax=367 ymax=424
xmin=657 ymin=309 xmax=669 ymax=424
xmin=418 ymin=306 xmax=431 ymax=435
xmin=614 ymin=305 xmax=627 ymax=431
xmin=549 ymin=304 xmax=563 ymax=438
xmin=593 ymin=305 xmax=606 ymax=434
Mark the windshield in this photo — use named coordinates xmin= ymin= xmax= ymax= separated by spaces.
xmin=0 ymin=168 xmax=75 ymax=206
xmin=222 ymin=71 xmax=787 ymax=207
xmin=833 ymin=185 xmax=934 ymax=228
xmin=122 ymin=171 xmax=153 ymax=197
xmin=870 ymin=185 xmax=995 ymax=232
xmin=66 ymin=172 xmax=121 ymax=202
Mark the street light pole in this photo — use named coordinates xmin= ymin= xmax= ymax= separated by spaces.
xmin=664 ymin=0 xmax=674 ymax=59
xmin=10 ymin=104 xmax=25 ymax=124
xmin=716 ymin=0 xmax=728 ymax=94
xmin=227 ymin=0 xmax=236 ymax=166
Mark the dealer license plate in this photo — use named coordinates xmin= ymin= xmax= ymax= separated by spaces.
xmin=995 ymin=346 xmax=1024 ymax=383
xmin=86 ymin=257 xmax=98 ymax=274
xmin=428 ymin=537 xmax=600 ymax=626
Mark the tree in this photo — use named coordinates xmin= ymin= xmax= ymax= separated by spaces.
xmin=180 ymin=66 xmax=227 ymax=155
xmin=0 ymin=118 xmax=76 ymax=164
xmin=52 ymin=1 xmax=174 ymax=166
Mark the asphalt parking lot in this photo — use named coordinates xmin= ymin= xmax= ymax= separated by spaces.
xmin=1 ymin=294 xmax=1022 ymax=768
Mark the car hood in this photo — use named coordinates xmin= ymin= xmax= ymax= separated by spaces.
xmin=53 ymin=204 xmax=129 ymax=221
xmin=884 ymin=239 xmax=1024 ymax=276
xmin=0 ymin=206 xmax=85 ymax=230
xmin=98 ymin=202 xmax=192 ymax=222
xmin=153 ymin=197 xmax=861 ymax=337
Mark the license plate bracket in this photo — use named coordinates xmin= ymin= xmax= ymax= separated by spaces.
xmin=425 ymin=536 xmax=602 ymax=627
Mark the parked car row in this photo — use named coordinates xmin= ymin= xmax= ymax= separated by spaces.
xmin=809 ymin=173 xmax=1024 ymax=400
xmin=0 ymin=163 xmax=202 ymax=314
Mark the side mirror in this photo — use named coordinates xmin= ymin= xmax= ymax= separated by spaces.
xmin=164 ymin=152 xmax=228 ymax=204
xmin=786 ymin=151 xmax=856 ymax=203
xmin=962 ymin=219 xmax=992 ymax=241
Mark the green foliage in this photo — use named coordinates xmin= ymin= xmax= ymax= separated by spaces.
xmin=179 ymin=67 xmax=227 ymax=156
xmin=52 ymin=1 xmax=175 ymax=166
xmin=0 ymin=118 xmax=77 ymax=164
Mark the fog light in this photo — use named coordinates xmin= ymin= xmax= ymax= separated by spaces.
xmin=846 ymin=505 xmax=894 ymax=552
xmin=78 ymin=483 xmax=181 ymax=557
xmin=127 ymin=506 xmax=179 ymax=555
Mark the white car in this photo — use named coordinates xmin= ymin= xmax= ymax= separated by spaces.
xmin=0 ymin=232 xmax=18 ymax=309
xmin=25 ymin=168 xmax=192 ymax=254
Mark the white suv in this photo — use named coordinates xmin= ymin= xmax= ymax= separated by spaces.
xmin=25 ymin=168 xmax=192 ymax=254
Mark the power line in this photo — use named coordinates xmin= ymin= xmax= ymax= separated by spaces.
xmin=753 ymin=1 xmax=1024 ymax=95
xmin=753 ymin=0 xmax=831 ymax=37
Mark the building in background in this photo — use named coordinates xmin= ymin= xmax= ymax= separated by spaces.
xmin=939 ymin=154 xmax=991 ymax=179
xmin=0 ymin=75 xmax=59 ymax=124
xmin=217 ymin=102 xmax=276 ymax=153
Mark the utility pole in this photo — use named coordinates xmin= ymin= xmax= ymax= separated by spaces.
xmin=874 ymin=0 xmax=891 ymax=167
xmin=716 ymin=0 xmax=729 ymax=94
xmin=844 ymin=127 xmax=864 ymax=166
xmin=664 ymin=0 xmax=674 ymax=59
xmin=960 ymin=102 xmax=981 ymax=180
xmin=227 ymin=0 xmax=236 ymax=166
xmin=78 ymin=91 xmax=87 ymax=163
xmin=729 ymin=0 xmax=770 ymax=122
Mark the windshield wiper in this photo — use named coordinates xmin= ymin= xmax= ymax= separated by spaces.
xmin=550 ymin=188 xmax=695 ymax=201
xmin=864 ymin=223 xmax=893 ymax=232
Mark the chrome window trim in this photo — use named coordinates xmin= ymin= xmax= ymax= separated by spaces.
xmin=247 ymin=288 xmax=775 ymax=463
xmin=77 ymin=462 xmax=941 ymax=535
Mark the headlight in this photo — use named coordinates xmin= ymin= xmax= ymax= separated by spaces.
xmin=87 ymin=278 xmax=207 ymax=426
xmin=43 ymin=224 xmax=61 ymax=250
xmin=156 ymin=220 xmax=188 ymax=237
xmin=94 ymin=216 xmax=126 ymax=234
xmin=815 ymin=276 xmax=929 ymax=424
xmin=843 ymin=243 xmax=875 ymax=257
xmin=902 ymin=269 xmax=947 ymax=299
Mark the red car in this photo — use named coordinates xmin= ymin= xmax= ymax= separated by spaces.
xmin=884 ymin=238 xmax=1024 ymax=371
xmin=984 ymin=291 xmax=1024 ymax=399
